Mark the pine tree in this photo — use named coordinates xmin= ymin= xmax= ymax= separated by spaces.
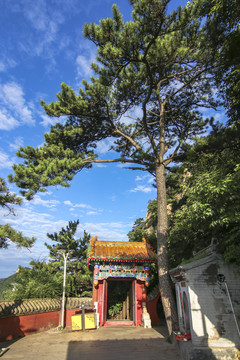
xmin=0 ymin=177 xmax=35 ymax=249
xmin=9 ymin=1 xmax=222 ymax=335
xmin=46 ymin=220 xmax=92 ymax=297
xmin=4 ymin=221 xmax=93 ymax=300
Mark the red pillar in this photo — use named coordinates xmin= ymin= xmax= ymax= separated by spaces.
xmin=97 ymin=280 xmax=104 ymax=325
xmin=92 ymin=282 xmax=98 ymax=304
xmin=136 ymin=280 xmax=144 ymax=325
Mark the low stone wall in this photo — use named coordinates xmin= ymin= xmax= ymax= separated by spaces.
xmin=0 ymin=297 xmax=92 ymax=318
xmin=0 ymin=297 xmax=93 ymax=341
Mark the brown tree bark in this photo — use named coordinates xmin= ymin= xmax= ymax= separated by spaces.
xmin=156 ymin=163 xmax=179 ymax=336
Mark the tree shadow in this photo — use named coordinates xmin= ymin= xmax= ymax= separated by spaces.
xmin=151 ymin=325 xmax=169 ymax=337
xmin=0 ymin=315 xmax=24 ymax=342
xmin=66 ymin=334 xmax=180 ymax=360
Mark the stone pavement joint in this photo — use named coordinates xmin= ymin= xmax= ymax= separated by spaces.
xmin=0 ymin=326 xmax=180 ymax=360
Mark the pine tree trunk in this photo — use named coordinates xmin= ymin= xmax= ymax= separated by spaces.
xmin=156 ymin=163 xmax=179 ymax=336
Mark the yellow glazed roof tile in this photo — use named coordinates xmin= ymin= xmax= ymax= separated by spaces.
xmin=87 ymin=237 xmax=156 ymax=263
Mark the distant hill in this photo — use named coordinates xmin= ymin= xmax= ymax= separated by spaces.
xmin=0 ymin=273 xmax=18 ymax=300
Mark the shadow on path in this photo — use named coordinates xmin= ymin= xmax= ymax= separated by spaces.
xmin=0 ymin=326 xmax=180 ymax=360
xmin=66 ymin=336 xmax=179 ymax=360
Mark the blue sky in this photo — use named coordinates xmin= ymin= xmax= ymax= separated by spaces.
xmin=0 ymin=0 xmax=153 ymax=278
xmin=1 ymin=0 xmax=221 ymax=279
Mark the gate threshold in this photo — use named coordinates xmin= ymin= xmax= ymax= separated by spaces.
xmin=104 ymin=321 xmax=134 ymax=327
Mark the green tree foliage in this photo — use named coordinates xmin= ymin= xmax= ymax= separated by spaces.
xmin=127 ymin=216 xmax=158 ymax=294
xmin=45 ymin=220 xmax=92 ymax=297
xmin=193 ymin=0 xmax=240 ymax=122
xmin=129 ymin=124 xmax=240 ymax=269
xmin=9 ymin=0 xmax=227 ymax=334
xmin=3 ymin=262 xmax=63 ymax=300
xmin=0 ymin=177 xmax=22 ymax=212
xmin=3 ymin=221 xmax=92 ymax=300
xmin=127 ymin=215 xmax=157 ymax=250
xmin=0 ymin=273 xmax=18 ymax=300
xmin=127 ymin=218 xmax=148 ymax=243
xmin=127 ymin=207 xmax=159 ymax=293
xmin=168 ymin=123 xmax=240 ymax=268
xmin=0 ymin=178 xmax=35 ymax=249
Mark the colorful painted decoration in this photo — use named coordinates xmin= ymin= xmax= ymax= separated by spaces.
xmin=93 ymin=264 xmax=150 ymax=282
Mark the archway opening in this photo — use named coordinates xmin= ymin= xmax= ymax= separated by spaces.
xmin=107 ymin=280 xmax=133 ymax=321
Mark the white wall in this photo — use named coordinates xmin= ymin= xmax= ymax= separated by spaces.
xmin=174 ymin=254 xmax=240 ymax=349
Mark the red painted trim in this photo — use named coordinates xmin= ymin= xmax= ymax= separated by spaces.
xmin=132 ymin=280 xmax=137 ymax=325
xmin=97 ymin=280 xmax=104 ymax=326
xmin=136 ymin=281 xmax=144 ymax=325
xmin=88 ymin=258 xmax=153 ymax=263
xmin=175 ymin=333 xmax=191 ymax=341
xmin=103 ymin=279 xmax=108 ymax=324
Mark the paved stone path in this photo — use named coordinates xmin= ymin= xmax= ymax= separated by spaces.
xmin=0 ymin=326 xmax=180 ymax=360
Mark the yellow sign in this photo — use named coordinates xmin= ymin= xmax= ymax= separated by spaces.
xmin=71 ymin=313 xmax=96 ymax=331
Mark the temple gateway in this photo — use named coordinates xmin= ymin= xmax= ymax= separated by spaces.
xmin=87 ymin=237 xmax=158 ymax=327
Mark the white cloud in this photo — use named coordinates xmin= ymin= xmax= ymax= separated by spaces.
xmin=64 ymin=200 xmax=94 ymax=210
xmin=96 ymin=138 xmax=115 ymax=154
xmin=9 ymin=136 xmax=24 ymax=152
xmin=75 ymin=203 xmax=94 ymax=209
xmin=82 ymin=221 xmax=129 ymax=241
xmin=120 ymin=106 xmax=143 ymax=126
xmin=0 ymin=149 xmax=14 ymax=169
xmin=76 ymin=55 xmax=94 ymax=78
xmin=129 ymin=185 xmax=154 ymax=193
xmin=64 ymin=200 xmax=73 ymax=206
xmin=64 ymin=200 xmax=103 ymax=215
xmin=0 ymin=206 xmax=67 ymax=240
xmin=0 ymin=244 xmax=42 ymax=278
xmin=214 ymin=112 xmax=226 ymax=122
xmin=0 ymin=58 xmax=17 ymax=73
xmin=0 ymin=81 xmax=35 ymax=129
xmin=0 ymin=206 xmax=131 ymax=257
xmin=59 ymin=35 xmax=71 ymax=51
xmin=18 ymin=0 xmax=65 ymax=58
xmin=135 ymin=175 xmax=146 ymax=182
xmin=95 ymin=163 xmax=107 ymax=168
xmin=75 ymin=41 xmax=97 ymax=81
xmin=135 ymin=174 xmax=154 ymax=184
xmin=0 ymin=62 xmax=5 ymax=72
xmin=26 ymin=195 xmax=60 ymax=208
xmin=132 ymin=106 xmax=143 ymax=119
xmin=0 ymin=205 xmax=71 ymax=277
xmin=147 ymin=177 xmax=154 ymax=184
xmin=40 ymin=114 xmax=59 ymax=127
xmin=86 ymin=211 xmax=99 ymax=216
xmin=0 ymin=109 xmax=20 ymax=130
xmin=0 ymin=207 xmax=131 ymax=277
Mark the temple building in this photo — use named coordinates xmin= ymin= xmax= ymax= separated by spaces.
xmin=87 ymin=237 xmax=158 ymax=326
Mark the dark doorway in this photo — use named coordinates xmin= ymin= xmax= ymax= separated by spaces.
xmin=107 ymin=280 xmax=133 ymax=321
